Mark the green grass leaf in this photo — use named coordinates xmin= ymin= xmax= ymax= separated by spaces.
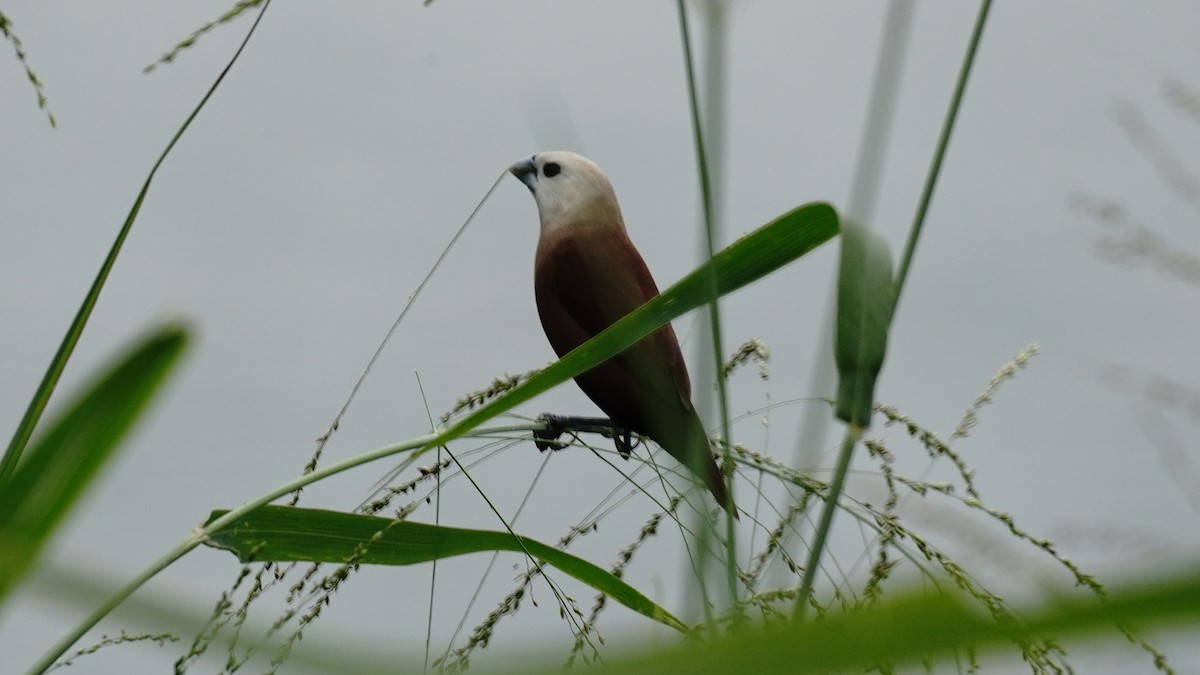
xmin=204 ymin=504 xmax=689 ymax=633
xmin=834 ymin=221 xmax=895 ymax=428
xmin=0 ymin=323 xmax=189 ymax=602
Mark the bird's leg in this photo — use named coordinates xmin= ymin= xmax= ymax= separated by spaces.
xmin=533 ymin=413 xmax=635 ymax=458
xmin=614 ymin=427 xmax=635 ymax=459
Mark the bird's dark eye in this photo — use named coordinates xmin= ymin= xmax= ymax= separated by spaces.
xmin=542 ymin=162 xmax=561 ymax=178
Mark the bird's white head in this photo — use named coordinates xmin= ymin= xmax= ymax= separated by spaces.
xmin=509 ymin=151 xmax=624 ymax=233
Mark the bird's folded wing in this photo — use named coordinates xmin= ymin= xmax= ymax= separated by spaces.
xmin=535 ymin=229 xmax=693 ymax=414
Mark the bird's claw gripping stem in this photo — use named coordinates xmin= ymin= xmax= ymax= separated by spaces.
xmin=533 ymin=413 xmax=571 ymax=451
xmin=533 ymin=413 xmax=636 ymax=458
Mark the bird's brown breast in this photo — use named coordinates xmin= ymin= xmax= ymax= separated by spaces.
xmin=534 ymin=226 xmax=693 ymax=438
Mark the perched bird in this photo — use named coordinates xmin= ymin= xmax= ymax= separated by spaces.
xmin=509 ymin=150 xmax=732 ymax=513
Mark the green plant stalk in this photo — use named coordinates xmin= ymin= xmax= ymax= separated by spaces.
xmin=792 ymin=0 xmax=993 ymax=623
xmin=676 ymin=0 xmax=739 ymax=613
xmin=782 ymin=0 xmax=915 ymax=591
xmin=23 ymin=422 xmax=538 ymax=675
xmin=893 ymin=0 xmax=993 ymax=303
xmin=689 ymin=0 xmax=729 ymax=451
xmin=793 ymin=423 xmax=862 ymax=620
xmin=414 ymin=373 xmax=441 ymax=674
xmin=0 ymin=0 xmax=273 ymax=486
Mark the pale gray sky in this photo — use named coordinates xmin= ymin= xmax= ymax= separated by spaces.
xmin=3 ymin=2 xmax=1199 ymax=672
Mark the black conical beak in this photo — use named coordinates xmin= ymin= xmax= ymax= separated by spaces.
xmin=508 ymin=156 xmax=537 ymax=192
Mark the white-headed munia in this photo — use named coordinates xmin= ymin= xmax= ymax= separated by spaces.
xmin=509 ymin=151 xmax=732 ymax=514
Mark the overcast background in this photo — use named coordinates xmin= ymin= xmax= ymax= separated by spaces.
xmin=2 ymin=1 xmax=1199 ymax=673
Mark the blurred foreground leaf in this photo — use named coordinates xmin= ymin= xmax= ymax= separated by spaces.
xmin=578 ymin=568 xmax=1200 ymax=674
xmin=0 ymin=323 xmax=189 ymax=602
xmin=204 ymin=505 xmax=688 ymax=633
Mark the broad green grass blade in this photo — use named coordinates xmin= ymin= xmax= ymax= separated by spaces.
xmin=834 ymin=221 xmax=895 ymax=428
xmin=421 ymin=202 xmax=839 ymax=457
xmin=204 ymin=505 xmax=689 ymax=633
xmin=553 ymin=568 xmax=1200 ymax=674
xmin=0 ymin=323 xmax=189 ymax=602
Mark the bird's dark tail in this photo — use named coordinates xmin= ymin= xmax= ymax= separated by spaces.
xmin=677 ymin=413 xmax=738 ymax=520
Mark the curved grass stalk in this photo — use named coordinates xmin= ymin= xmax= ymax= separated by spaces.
xmin=23 ymin=423 xmax=539 ymax=675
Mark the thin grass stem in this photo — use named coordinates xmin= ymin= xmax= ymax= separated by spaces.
xmin=893 ymin=0 xmax=994 ymax=303
xmin=676 ymin=0 xmax=739 ymax=616
xmin=793 ymin=424 xmax=862 ymax=620
xmin=24 ymin=422 xmax=539 ymax=675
